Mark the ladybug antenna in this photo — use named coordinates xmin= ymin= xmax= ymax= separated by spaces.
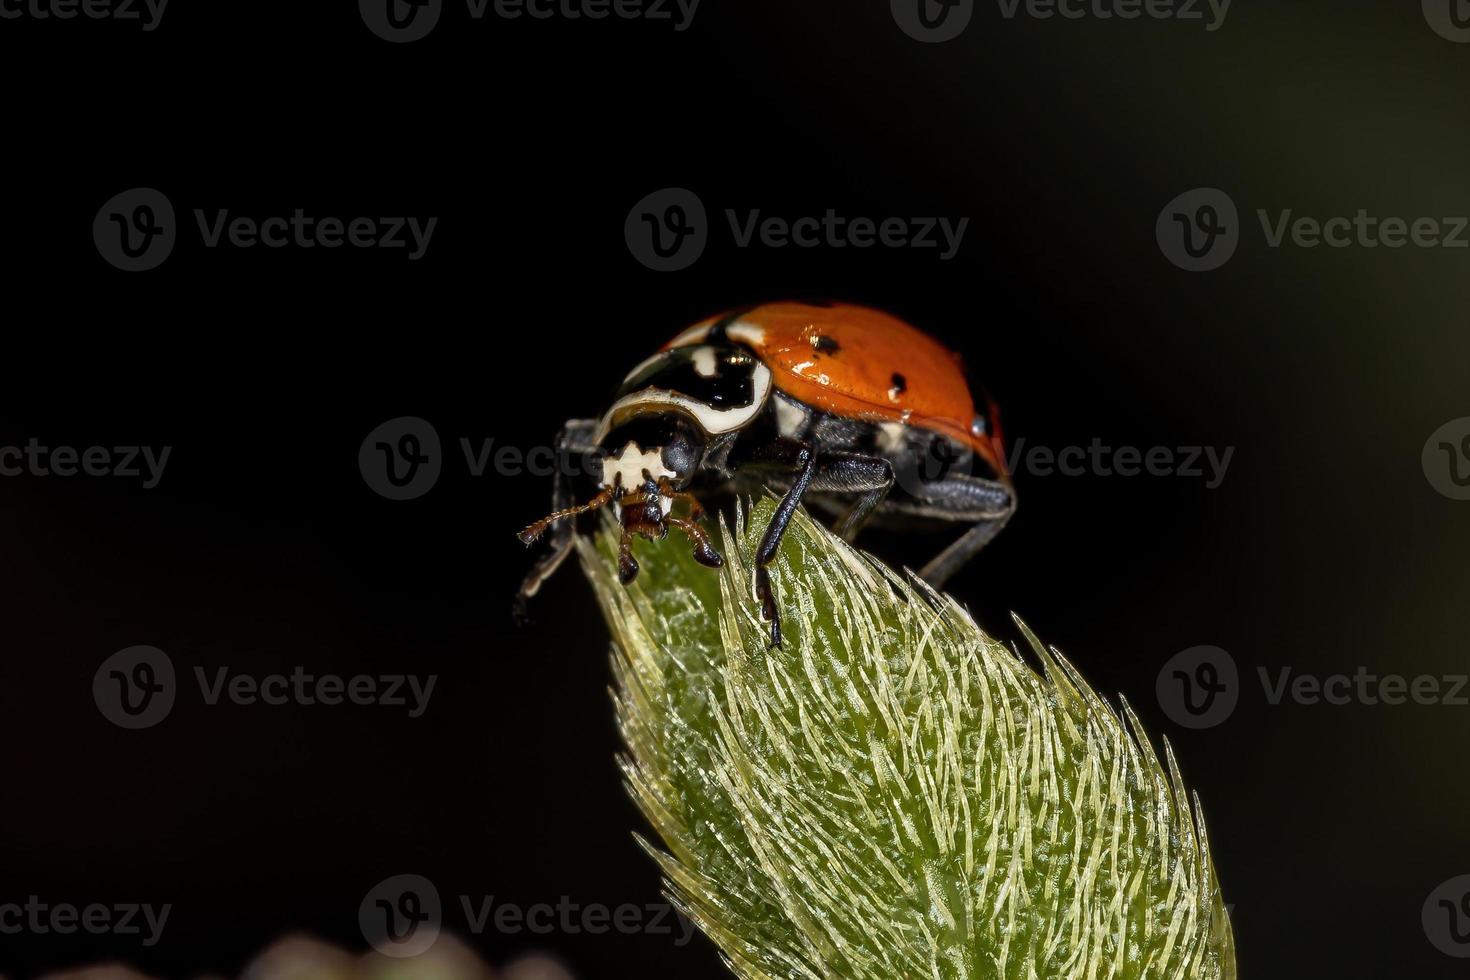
xmin=517 ymin=487 xmax=614 ymax=546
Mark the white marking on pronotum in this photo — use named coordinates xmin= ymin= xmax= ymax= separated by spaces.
xmin=596 ymin=362 xmax=774 ymax=440
xmin=725 ymin=322 xmax=766 ymax=347
xmin=621 ymin=351 xmax=666 ymax=385
xmin=667 ymin=322 xmax=712 ymax=347
xmin=877 ymin=422 xmax=906 ymax=454
xmin=774 ymin=395 xmax=808 ymax=436
xmin=691 ymin=346 xmax=718 ymax=378
xmin=668 ymin=317 xmax=764 ymax=351
xmin=602 ymin=441 xmax=676 ymax=490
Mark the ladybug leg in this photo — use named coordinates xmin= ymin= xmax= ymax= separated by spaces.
xmin=919 ymin=520 xmax=1009 ymax=590
xmin=617 ymin=530 xmax=640 ymax=584
xmin=675 ymin=493 xmax=706 ymax=521
xmin=744 ymin=439 xmax=818 ymax=648
xmin=807 ymin=452 xmax=895 ymax=541
xmin=912 ymin=475 xmax=1015 ymax=589
xmin=656 ymin=478 xmax=708 ymax=522
xmin=667 ymin=517 xmax=724 ymax=568
xmin=514 ymin=419 xmax=601 ymax=622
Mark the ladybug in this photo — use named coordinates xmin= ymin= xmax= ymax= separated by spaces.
xmin=517 ymin=301 xmax=1015 ymax=646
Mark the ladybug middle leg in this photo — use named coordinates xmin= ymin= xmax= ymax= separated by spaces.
xmin=815 ymin=452 xmax=896 ymax=541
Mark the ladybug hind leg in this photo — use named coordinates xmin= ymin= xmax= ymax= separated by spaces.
xmin=912 ymin=475 xmax=1015 ymax=589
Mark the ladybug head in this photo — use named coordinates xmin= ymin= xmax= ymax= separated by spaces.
xmin=516 ymin=410 xmax=722 ymax=586
xmin=598 ymin=412 xmax=706 ymax=497
xmin=596 ymin=413 xmax=722 ymax=582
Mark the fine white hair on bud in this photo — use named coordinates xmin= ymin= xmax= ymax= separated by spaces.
xmin=579 ymin=499 xmax=1236 ymax=980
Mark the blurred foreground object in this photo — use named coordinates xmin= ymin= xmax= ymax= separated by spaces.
xmin=584 ymin=499 xmax=1236 ymax=979
xmin=39 ymin=933 xmax=574 ymax=980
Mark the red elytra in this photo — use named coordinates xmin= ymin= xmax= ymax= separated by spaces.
xmin=668 ymin=301 xmax=1006 ymax=475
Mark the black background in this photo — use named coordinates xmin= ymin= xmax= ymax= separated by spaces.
xmin=2 ymin=1 xmax=1468 ymax=977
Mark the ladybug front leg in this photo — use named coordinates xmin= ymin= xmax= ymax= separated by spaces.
xmin=514 ymin=418 xmax=601 ymax=622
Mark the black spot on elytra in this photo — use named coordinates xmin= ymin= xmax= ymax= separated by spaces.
xmin=890 ymin=372 xmax=908 ymax=394
xmin=812 ymin=335 xmax=841 ymax=354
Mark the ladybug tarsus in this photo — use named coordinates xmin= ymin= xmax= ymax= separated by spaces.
xmin=617 ymin=534 xmax=641 ymax=585
xmin=669 ymin=517 xmax=723 ymax=569
xmin=755 ymin=566 xmax=782 ymax=648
